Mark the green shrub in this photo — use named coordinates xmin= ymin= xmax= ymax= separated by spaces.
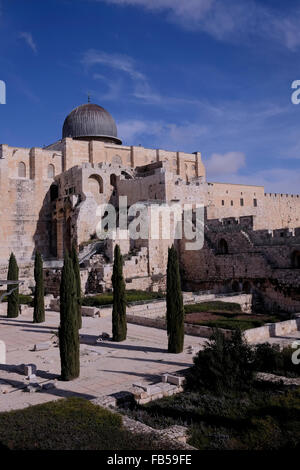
xmin=7 ymin=253 xmax=19 ymax=318
xmin=185 ymin=329 xmax=255 ymax=394
xmin=254 ymin=343 xmax=300 ymax=377
xmin=59 ymin=253 xmax=80 ymax=381
xmin=112 ymin=244 xmax=127 ymax=342
xmin=33 ymin=251 xmax=45 ymax=323
xmin=166 ymin=245 xmax=184 ymax=353
xmin=2 ymin=294 xmax=33 ymax=305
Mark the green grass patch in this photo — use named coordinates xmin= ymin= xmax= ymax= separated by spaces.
xmin=0 ymin=397 xmax=182 ymax=450
xmin=184 ymin=301 xmax=242 ymax=314
xmin=198 ymin=319 xmax=264 ymax=331
xmin=1 ymin=294 xmax=33 ymax=305
xmin=82 ymin=290 xmax=164 ymax=307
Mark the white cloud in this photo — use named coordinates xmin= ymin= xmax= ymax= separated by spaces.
xmin=205 ymin=153 xmax=299 ymax=194
xmin=19 ymin=32 xmax=37 ymax=54
xmin=118 ymin=118 xmax=207 ymax=149
xmin=99 ymin=0 xmax=300 ymax=50
xmin=206 ymin=151 xmax=246 ymax=178
xmin=221 ymin=168 xmax=300 ymax=195
xmin=82 ymin=49 xmax=145 ymax=80
xmin=91 ymin=74 xmax=123 ymax=101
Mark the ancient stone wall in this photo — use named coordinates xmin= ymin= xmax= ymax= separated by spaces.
xmin=205 ymin=182 xmax=300 ymax=230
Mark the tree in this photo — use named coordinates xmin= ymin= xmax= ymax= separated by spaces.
xmin=112 ymin=244 xmax=127 ymax=342
xmin=7 ymin=253 xmax=19 ymax=318
xmin=185 ymin=329 xmax=255 ymax=394
xmin=166 ymin=245 xmax=184 ymax=353
xmin=33 ymin=251 xmax=45 ymax=323
xmin=59 ymin=252 xmax=80 ymax=381
xmin=71 ymin=244 xmax=82 ymax=330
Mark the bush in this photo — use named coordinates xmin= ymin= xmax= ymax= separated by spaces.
xmin=185 ymin=329 xmax=255 ymax=394
xmin=254 ymin=343 xmax=300 ymax=377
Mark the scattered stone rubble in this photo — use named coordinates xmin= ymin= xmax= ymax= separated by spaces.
xmin=90 ymin=373 xmax=196 ymax=450
xmin=256 ymin=372 xmax=300 ymax=387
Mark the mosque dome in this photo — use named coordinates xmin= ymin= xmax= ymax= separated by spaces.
xmin=62 ymin=103 xmax=122 ymax=144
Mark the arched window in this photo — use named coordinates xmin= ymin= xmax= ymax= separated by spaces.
xmin=18 ymin=162 xmax=26 ymax=178
xmin=88 ymin=174 xmax=103 ymax=194
xmin=50 ymin=184 xmax=59 ymax=201
xmin=291 ymin=250 xmax=300 ymax=268
xmin=48 ymin=164 xmax=55 ymax=179
xmin=218 ymin=238 xmax=228 ymax=254
xmin=110 ymin=174 xmax=117 ymax=188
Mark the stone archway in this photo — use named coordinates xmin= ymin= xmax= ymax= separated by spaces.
xmin=232 ymin=280 xmax=240 ymax=292
xmin=291 ymin=250 xmax=300 ymax=268
xmin=218 ymin=238 xmax=228 ymax=254
xmin=242 ymin=281 xmax=252 ymax=294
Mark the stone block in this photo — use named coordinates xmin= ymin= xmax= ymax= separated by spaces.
xmin=161 ymin=373 xmax=168 ymax=383
xmin=151 ymin=392 xmax=164 ymax=400
xmin=137 ymin=397 xmax=151 ymax=405
xmin=24 ymin=363 xmax=37 ymax=377
xmin=132 ymin=382 xmax=149 ymax=392
xmin=81 ymin=306 xmax=100 ymax=317
xmin=33 ymin=342 xmax=51 ymax=351
xmin=166 ymin=375 xmax=185 ymax=386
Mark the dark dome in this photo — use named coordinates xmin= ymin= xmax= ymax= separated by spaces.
xmin=62 ymin=103 xmax=122 ymax=144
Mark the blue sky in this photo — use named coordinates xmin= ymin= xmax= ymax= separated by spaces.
xmin=0 ymin=0 xmax=300 ymax=193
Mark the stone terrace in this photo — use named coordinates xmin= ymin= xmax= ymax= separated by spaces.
xmin=0 ymin=306 xmax=205 ymax=413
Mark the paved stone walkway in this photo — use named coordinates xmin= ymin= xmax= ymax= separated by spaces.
xmin=0 ymin=306 xmax=206 ymax=412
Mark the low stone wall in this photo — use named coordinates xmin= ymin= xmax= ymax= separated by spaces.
xmin=127 ymin=313 xmax=300 ymax=344
xmin=126 ymin=314 xmax=232 ymax=339
xmin=244 ymin=317 xmax=300 ymax=344
xmin=184 ymin=293 xmax=252 ymax=314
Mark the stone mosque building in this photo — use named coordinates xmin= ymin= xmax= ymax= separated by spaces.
xmin=0 ymin=103 xmax=300 ymax=313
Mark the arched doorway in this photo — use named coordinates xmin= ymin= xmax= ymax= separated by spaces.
xmin=218 ymin=238 xmax=228 ymax=254
xmin=232 ymin=280 xmax=240 ymax=292
xmin=291 ymin=250 xmax=300 ymax=268
xmin=242 ymin=281 xmax=252 ymax=294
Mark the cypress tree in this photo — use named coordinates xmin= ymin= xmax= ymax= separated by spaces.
xmin=7 ymin=253 xmax=19 ymax=318
xmin=112 ymin=244 xmax=127 ymax=342
xmin=59 ymin=252 xmax=80 ymax=381
xmin=166 ymin=245 xmax=184 ymax=353
xmin=71 ymin=244 xmax=82 ymax=330
xmin=33 ymin=251 xmax=45 ymax=323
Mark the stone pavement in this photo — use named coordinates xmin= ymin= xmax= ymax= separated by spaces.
xmin=0 ymin=306 xmax=206 ymax=413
